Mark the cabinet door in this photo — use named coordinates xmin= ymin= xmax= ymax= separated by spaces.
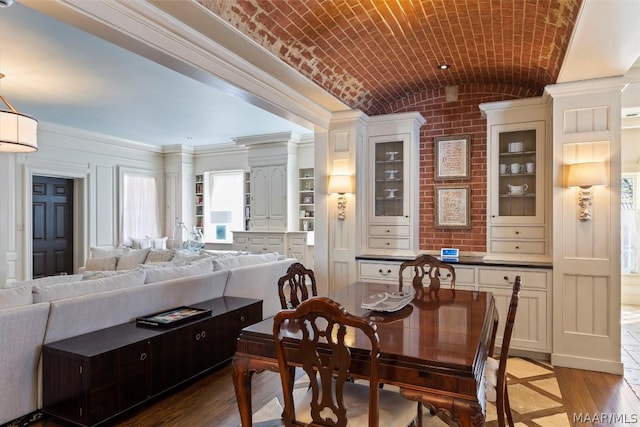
xmin=267 ymin=166 xmax=287 ymax=229
xmin=489 ymin=121 xmax=545 ymax=225
xmin=117 ymin=340 xmax=153 ymax=416
xmin=251 ymin=167 xmax=270 ymax=230
xmin=369 ymin=135 xmax=411 ymax=225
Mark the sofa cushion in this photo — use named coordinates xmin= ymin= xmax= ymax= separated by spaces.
xmin=82 ymin=270 xmax=131 ymax=280
xmin=212 ymin=252 xmax=279 ymax=271
xmin=0 ymin=286 xmax=33 ymax=309
xmin=145 ymin=249 xmax=175 ymax=263
xmin=172 ymin=251 xmax=202 ymax=263
xmin=117 ymin=248 xmax=151 ymax=270
xmin=139 ymin=259 xmax=187 ymax=269
xmin=85 ymin=256 xmax=118 ymax=271
xmin=3 ymin=273 xmax=83 ymax=289
xmin=90 ymin=246 xmax=126 ymax=259
xmin=143 ymin=260 xmax=213 ymax=284
xmin=33 ymin=270 xmax=146 ymax=303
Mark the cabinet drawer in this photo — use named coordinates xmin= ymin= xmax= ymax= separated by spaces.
xmin=478 ymin=268 xmax=549 ymax=289
xmin=288 ymin=235 xmax=307 ymax=246
xmin=447 ymin=266 xmax=476 ymax=285
xmin=490 ymin=240 xmax=545 ymax=255
xmin=490 ymin=226 xmax=545 ymax=240
xmin=369 ymin=225 xmax=410 ymax=237
xmin=359 ymin=262 xmax=402 ymax=282
xmin=368 ymin=237 xmax=411 ymax=250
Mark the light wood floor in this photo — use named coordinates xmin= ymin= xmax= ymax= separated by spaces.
xmin=34 ymin=305 xmax=640 ymax=426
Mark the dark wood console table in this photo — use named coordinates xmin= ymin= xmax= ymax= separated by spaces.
xmin=42 ymin=296 xmax=262 ymax=427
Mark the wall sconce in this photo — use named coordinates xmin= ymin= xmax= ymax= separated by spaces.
xmin=328 ymin=175 xmax=353 ymax=220
xmin=566 ymin=161 xmax=607 ymax=221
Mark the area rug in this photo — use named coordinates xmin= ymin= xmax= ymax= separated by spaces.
xmin=250 ymin=358 xmax=569 ymax=427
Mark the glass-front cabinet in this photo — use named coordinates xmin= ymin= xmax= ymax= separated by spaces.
xmin=490 ymin=121 xmax=545 ymax=224
xmin=370 ymin=135 xmax=410 ymax=225
xmin=481 ymin=97 xmax=550 ymax=262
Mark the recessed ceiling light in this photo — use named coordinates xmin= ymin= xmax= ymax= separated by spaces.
xmin=438 ymin=64 xmax=450 ymax=70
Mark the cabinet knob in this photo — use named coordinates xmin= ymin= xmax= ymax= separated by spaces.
xmin=140 ymin=353 xmax=147 ymax=361
xmin=385 ymin=242 xmax=390 ymax=246
xmin=379 ymin=269 xmax=392 ymax=276
xmin=386 ymin=229 xmax=390 ymax=233
xmin=515 ymin=231 xmax=520 ymax=235
xmin=503 ymin=276 xmax=509 ymax=282
xmin=515 ymin=246 xmax=520 ymax=249
xmin=492 ymin=215 xmax=496 ymax=218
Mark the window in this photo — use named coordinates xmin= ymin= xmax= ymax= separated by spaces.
xmin=622 ymin=174 xmax=639 ymax=273
xmin=122 ymin=173 xmax=160 ymax=245
xmin=204 ymin=170 xmax=244 ymax=243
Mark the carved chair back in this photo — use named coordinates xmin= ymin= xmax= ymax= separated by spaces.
xmin=278 ymin=262 xmax=317 ymax=309
xmin=398 ymin=254 xmax=456 ymax=295
xmin=273 ymin=297 xmax=382 ymax=426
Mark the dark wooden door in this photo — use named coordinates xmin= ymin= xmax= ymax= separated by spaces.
xmin=32 ymin=176 xmax=74 ymax=278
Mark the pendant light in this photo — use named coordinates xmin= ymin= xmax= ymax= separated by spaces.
xmin=0 ymin=72 xmax=38 ymax=152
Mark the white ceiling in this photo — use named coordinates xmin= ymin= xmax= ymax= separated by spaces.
xmin=0 ymin=2 xmax=313 ymax=147
xmin=0 ymin=0 xmax=638 ymax=148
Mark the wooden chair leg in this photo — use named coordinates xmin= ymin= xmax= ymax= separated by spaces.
xmin=504 ymin=388 xmax=515 ymax=427
xmin=415 ymin=402 xmax=422 ymax=427
xmin=497 ymin=383 xmax=506 ymax=427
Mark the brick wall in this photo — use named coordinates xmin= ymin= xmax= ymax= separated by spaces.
xmin=383 ymin=83 xmax=539 ymax=253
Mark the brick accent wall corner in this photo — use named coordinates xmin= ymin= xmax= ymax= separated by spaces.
xmin=383 ymin=83 xmax=540 ymax=252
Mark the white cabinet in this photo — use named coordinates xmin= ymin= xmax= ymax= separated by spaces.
xmin=232 ymin=231 xmax=307 ymax=263
xmin=250 ymin=165 xmax=287 ymax=231
xmin=481 ymin=98 xmax=550 ymax=262
xmin=362 ymin=113 xmax=424 ymax=256
xmin=356 ymin=258 xmax=551 ymax=353
xmin=476 ymin=266 xmax=551 ymax=353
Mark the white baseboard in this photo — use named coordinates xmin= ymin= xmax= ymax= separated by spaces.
xmin=551 ymin=353 xmax=624 ymax=375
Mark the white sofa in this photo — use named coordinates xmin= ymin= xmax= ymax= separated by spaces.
xmin=0 ymin=252 xmax=296 ymax=425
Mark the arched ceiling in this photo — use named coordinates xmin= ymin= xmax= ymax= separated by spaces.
xmin=198 ymin=0 xmax=582 ymax=115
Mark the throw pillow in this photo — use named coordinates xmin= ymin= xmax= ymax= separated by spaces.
xmin=0 ymin=285 xmax=33 ymax=309
xmin=151 ymin=237 xmax=168 ymax=250
xmin=130 ymin=237 xmax=152 ymax=249
xmin=117 ymin=248 xmax=151 ymax=270
xmin=85 ymin=256 xmax=118 ymax=271
xmin=145 ymin=249 xmax=175 ymax=263
xmin=90 ymin=246 xmax=126 ymax=259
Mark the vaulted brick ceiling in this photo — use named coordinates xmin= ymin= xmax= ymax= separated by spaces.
xmin=198 ymin=0 xmax=582 ymax=115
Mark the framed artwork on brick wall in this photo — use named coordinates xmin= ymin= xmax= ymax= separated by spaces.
xmin=434 ymin=134 xmax=471 ymax=180
xmin=434 ymin=184 xmax=471 ymax=229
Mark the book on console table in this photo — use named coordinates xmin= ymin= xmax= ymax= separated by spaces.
xmin=136 ymin=306 xmax=212 ymax=328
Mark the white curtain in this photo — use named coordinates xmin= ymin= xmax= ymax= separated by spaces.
xmin=205 ymin=170 xmax=244 ymax=243
xmin=122 ymin=174 xmax=160 ymax=244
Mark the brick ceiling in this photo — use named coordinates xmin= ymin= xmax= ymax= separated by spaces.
xmin=198 ymin=0 xmax=582 ymax=115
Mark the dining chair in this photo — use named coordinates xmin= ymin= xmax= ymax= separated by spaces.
xmin=277 ymin=262 xmax=317 ymax=309
xmin=273 ymin=296 xmax=419 ymax=427
xmin=487 ymin=275 xmax=521 ymax=427
xmin=398 ymin=254 xmax=456 ymax=297
xmin=422 ymin=276 xmax=521 ymax=427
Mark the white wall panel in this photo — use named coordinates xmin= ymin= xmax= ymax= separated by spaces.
xmin=95 ymin=165 xmax=115 ymax=247
xmin=548 ymin=79 xmax=623 ymax=374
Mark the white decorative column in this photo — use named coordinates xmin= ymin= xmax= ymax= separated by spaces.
xmin=547 ymin=78 xmax=626 ymax=374
xmin=163 ymin=145 xmax=195 ymax=238
xmin=325 ymin=110 xmax=368 ymax=292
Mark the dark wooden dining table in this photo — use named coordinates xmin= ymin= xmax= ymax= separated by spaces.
xmin=232 ymin=281 xmax=497 ymax=427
